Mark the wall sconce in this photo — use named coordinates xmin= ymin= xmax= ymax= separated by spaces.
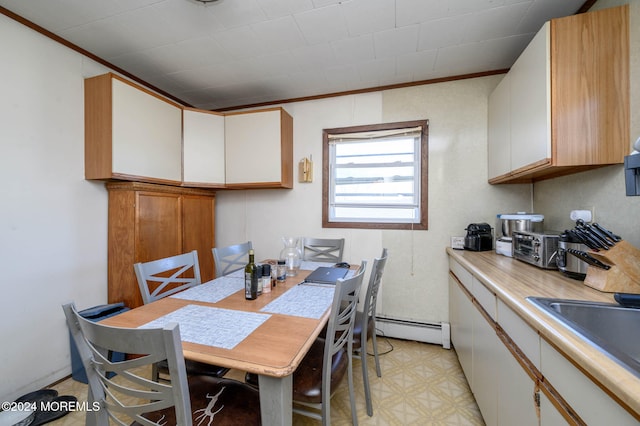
xmin=299 ymin=156 xmax=313 ymax=183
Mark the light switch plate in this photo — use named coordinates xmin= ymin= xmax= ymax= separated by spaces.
xmin=451 ymin=236 xmax=465 ymax=250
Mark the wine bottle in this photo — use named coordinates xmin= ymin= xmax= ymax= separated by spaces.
xmin=245 ymin=249 xmax=258 ymax=300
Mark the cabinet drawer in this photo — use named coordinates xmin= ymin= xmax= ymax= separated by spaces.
xmin=448 ymin=258 xmax=472 ymax=290
xmin=540 ymin=339 xmax=636 ymax=425
xmin=473 ymin=278 xmax=496 ymax=321
xmin=498 ymin=299 xmax=540 ymax=369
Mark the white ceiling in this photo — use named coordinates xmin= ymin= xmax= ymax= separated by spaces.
xmin=0 ymin=0 xmax=586 ymax=110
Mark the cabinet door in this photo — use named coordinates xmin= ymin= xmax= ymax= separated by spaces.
xmin=111 ymin=77 xmax=182 ymax=182
xmin=225 ymin=108 xmax=293 ymax=188
xmin=541 ymin=339 xmax=637 ymax=425
xmin=136 ymin=191 xmax=183 ymax=265
xmin=449 ymin=274 xmax=473 ymax=385
xmin=183 ymin=109 xmax=225 ymax=186
xmin=85 ymin=73 xmax=182 ymax=183
xmin=487 ymin=73 xmax=511 ymax=180
xmin=509 ymin=22 xmax=551 ymax=172
xmin=182 ymin=195 xmax=215 ymax=283
xmin=539 ymin=391 xmax=565 ymax=426
xmin=473 ymin=298 xmax=499 ymax=426
xmin=496 ymin=339 xmax=538 ymax=426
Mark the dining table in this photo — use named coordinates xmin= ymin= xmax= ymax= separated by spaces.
xmin=101 ymin=260 xmax=345 ymax=426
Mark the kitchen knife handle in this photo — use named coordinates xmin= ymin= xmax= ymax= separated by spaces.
xmin=592 ymin=223 xmax=622 ymax=242
xmin=566 ymin=248 xmax=611 ymax=270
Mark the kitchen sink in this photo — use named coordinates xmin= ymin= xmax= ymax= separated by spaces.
xmin=526 ymin=297 xmax=640 ymax=377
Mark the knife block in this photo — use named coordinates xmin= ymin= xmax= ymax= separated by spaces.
xmin=583 ymin=240 xmax=640 ymax=293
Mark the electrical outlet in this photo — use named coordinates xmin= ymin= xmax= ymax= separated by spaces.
xmin=570 ymin=207 xmax=594 ymax=222
xmin=451 ymin=236 xmax=465 ymax=250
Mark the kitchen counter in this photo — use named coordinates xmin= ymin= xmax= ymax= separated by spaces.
xmin=446 ymin=247 xmax=640 ymax=420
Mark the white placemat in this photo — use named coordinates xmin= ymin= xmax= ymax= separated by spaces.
xmin=171 ymin=276 xmax=244 ymax=303
xmin=260 ymin=285 xmax=335 ymax=319
xmin=139 ymin=305 xmax=270 ymax=349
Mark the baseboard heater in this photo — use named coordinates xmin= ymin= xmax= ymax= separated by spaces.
xmin=375 ymin=316 xmax=451 ymax=349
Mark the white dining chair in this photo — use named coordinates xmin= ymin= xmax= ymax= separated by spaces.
xmin=134 ymin=250 xmax=228 ymax=381
xmin=62 ymin=302 xmax=260 ymax=426
xmin=212 ymin=241 xmax=253 ymax=277
xmin=134 ymin=250 xmax=202 ymax=304
xmin=353 ymin=248 xmax=388 ymax=416
xmin=301 ymin=237 xmax=345 ymax=263
xmin=292 ymin=261 xmax=366 ymax=426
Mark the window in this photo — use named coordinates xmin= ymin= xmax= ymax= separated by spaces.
xmin=322 ymin=120 xmax=428 ymax=230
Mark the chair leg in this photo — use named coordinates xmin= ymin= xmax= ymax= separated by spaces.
xmin=361 ymin=347 xmax=373 ymax=417
xmin=348 ymin=350 xmax=359 ymax=426
xmin=151 ymin=363 xmax=160 ymax=382
xmin=371 ymin=332 xmax=382 ymax=378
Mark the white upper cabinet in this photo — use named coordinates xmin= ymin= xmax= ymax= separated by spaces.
xmin=85 ymin=73 xmax=182 ymax=184
xmin=86 ymin=75 xmax=294 ymax=189
xmin=488 ymin=22 xmax=552 ymax=182
xmin=224 ymin=107 xmax=293 ymax=189
xmin=508 ymin=22 xmax=551 ymax=173
xmin=487 ymin=73 xmax=511 ymax=180
xmin=487 ymin=6 xmax=629 ymax=184
xmin=183 ymin=108 xmax=225 ymax=187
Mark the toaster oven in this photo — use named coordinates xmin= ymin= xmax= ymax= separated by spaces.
xmin=512 ymin=230 xmax=560 ymax=269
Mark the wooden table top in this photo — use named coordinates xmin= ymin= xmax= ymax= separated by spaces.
xmin=101 ymin=268 xmax=330 ymax=377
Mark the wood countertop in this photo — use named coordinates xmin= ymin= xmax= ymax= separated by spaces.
xmin=446 ymin=248 xmax=640 ymax=419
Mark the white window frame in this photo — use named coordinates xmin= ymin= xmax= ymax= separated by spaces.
xmin=322 ymin=120 xmax=428 ymax=230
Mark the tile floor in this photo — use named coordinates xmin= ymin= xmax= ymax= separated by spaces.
xmin=47 ymin=337 xmax=484 ymax=425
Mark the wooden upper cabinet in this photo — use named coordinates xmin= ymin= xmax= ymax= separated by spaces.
xmin=488 ymin=5 xmax=629 ymax=184
xmin=551 ymin=6 xmax=629 ymax=168
xmin=224 ymin=107 xmax=293 ymax=189
xmin=85 ymin=73 xmax=183 ymax=185
xmin=182 ymin=108 xmax=226 ymax=188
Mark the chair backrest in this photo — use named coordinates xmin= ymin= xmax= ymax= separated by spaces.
xmin=62 ymin=302 xmax=192 ymax=426
xmin=362 ymin=248 xmax=388 ymax=323
xmin=212 ymin=241 xmax=252 ymax=277
xmin=302 ymin=238 xmax=345 ymax=263
xmin=134 ymin=250 xmax=202 ymax=305
xmin=323 ymin=261 xmax=366 ymax=397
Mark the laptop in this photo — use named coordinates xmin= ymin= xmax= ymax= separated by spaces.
xmin=303 ymin=267 xmax=349 ymax=285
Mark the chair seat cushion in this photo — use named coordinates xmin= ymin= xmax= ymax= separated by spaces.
xmin=352 ymin=311 xmax=375 ymax=350
xmin=157 ymin=359 xmax=229 ymax=378
xmin=292 ymin=338 xmax=348 ymax=404
xmin=134 ymin=376 xmax=261 ymax=426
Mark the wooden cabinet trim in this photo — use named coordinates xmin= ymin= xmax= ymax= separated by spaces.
xmin=106 ymin=181 xmax=216 ymax=197
xmin=84 ymin=74 xmax=113 ymax=179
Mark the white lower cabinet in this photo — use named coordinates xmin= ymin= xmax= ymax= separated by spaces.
xmin=496 ymin=339 xmax=538 ymax=426
xmin=539 ymin=391 xmax=565 ymax=426
xmin=472 ymin=301 xmax=499 ymax=426
xmin=540 ymin=340 xmax=637 ymax=425
xmin=449 ymin=273 xmax=473 ymax=384
xmin=449 ymin=255 xmax=638 ymax=426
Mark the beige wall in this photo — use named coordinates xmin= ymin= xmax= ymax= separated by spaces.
xmin=534 ymin=0 xmax=640 ymax=247
xmin=216 ymin=76 xmax=532 ymax=325
xmin=0 ymin=15 xmax=111 ymax=401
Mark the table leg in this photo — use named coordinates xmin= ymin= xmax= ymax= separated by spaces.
xmin=258 ymin=374 xmax=292 ymax=426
